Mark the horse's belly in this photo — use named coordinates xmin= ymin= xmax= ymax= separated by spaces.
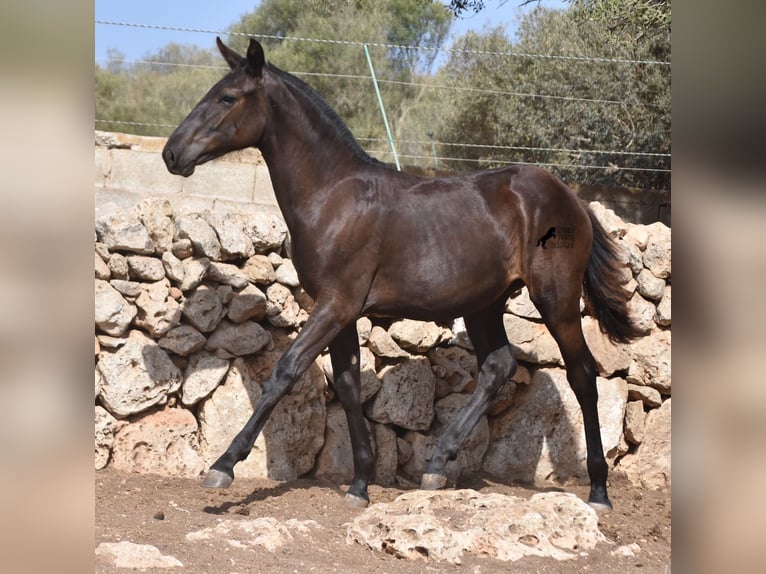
xmin=363 ymin=251 xmax=517 ymax=321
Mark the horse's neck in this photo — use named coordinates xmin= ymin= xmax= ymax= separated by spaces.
xmin=258 ymin=78 xmax=368 ymax=229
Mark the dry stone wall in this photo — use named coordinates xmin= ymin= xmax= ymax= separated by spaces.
xmin=95 ymin=183 xmax=670 ymax=493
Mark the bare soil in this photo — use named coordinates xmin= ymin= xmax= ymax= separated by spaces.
xmin=95 ymin=468 xmax=671 ymax=573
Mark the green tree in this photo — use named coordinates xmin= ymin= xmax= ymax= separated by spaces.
xmin=437 ymin=6 xmax=670 ymax=189
xmin=95 ymin=43 xmax=222 ymax=136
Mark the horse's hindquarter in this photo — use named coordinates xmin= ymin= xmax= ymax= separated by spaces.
xmin=362 ymin=169 xmax=527 ymax=319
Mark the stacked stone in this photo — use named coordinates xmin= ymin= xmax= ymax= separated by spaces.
xmin=95 ymin=200 xmax=670 ymax=491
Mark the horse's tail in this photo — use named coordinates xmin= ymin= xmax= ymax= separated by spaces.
xmin=583 ymin=206 xmax=644 ymax=344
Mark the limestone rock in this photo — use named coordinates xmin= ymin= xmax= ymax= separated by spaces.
xmin=109 ymin=279 xmax=142 ymax=299
xmin=181 ymin=285 xmax=225 ymax=333
xmin=179 ymin=256 xmax=209 ymax=292
xmin=582 ymin=316 xmax=631 ymax=377
xmin=242 ymin=254 xmax=276 ymax=285
xmin=388 ymin=319 xmax=451 ymax=353
xmin=636 ymin=268 xmax=666 ymax=301
xmin=356 ymin=316 xmax=372 ymax=345
xmin=626 ymin=329 xmax=671 ymax=393
xmin=135 ymin=199 xmax=175 ymax=254
xmin=627 ymin=383 xmax=662 ymax=408
xmin=227 ymin=283 xmax=268 ymax=323
xmin=505 ymin=286 xmax=542 ymax=320
xmin=205 ymin=319 xmax=272 ymax=358
xmin=503 ymin=314 xmax=563 ymax=366
xmin=97 ymin=330 xmax=182 ymax=417
xmin=656 ymin=285 xmax=671 ymax=327
xmin=244 ymin=210 xmax=288 ymax=253
xmin=347 ymin=489 xmax=606 ymax=564
xmin=624 ymin=400 xmax=646 ymax=445
xmin=367 ymin=325 xmax=410 ymax=359
xmin=627 ymin=291 xmax=657 ymax=335
xmin=181 ymin=351 xmax=230 ymax=406
xmin=161 ymin=250 xmax=185 ymax=283
xmin=157 ymin=325 xmax=206 ymax=356
xmin=428 ymin=345 xmax=478 ymax=398
xmin=209 ymin=212 xmax=255 ymax=261
xmin=186 ymin=517 xmax=320 ymax=552
xmin=366 ymin=357 xmax=435 ymax=431
xmin=96 ymin=541 xmax=183 ymax=569
xmin=95 ymin=251 xmax=110 ymax=279
xmin=643 ymin=222 xmax=672 ymax=279
xmin=207 ymin=261 xmax=250 ymax=289
xmin=127 ymin=255 xmax=165 ymax=281
xmin=110 ymin=406 xmax=205 ymax=478
xmin=95 ymin=279 xmax=136 ymax=337
xmin=107 ymin=252 xmax=129 ymax=280
xmin=373 ymin=423 xmax=398 ymax=485
xmin=171 ymin=238 xmax=193 ymax=259
xmin=94 ymin=405 xmax=121 ymax=470
xmin=619 ymin=399 xmax=671 ymax=489
xmin=589 ymin=201 xmax=628 ymax=238
xmin=274 ymin=259 xmax=300 ymax=287
xmin=95 ymin=212 xmax=155 ymax=254
xmin=175 ymin=213 xmax=221 ymax=260
xmin=134 ymin=280 xmax=182 ymax=338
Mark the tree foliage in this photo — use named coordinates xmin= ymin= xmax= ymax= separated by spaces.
xmin=437 ymin=5 xmax=670 ymax=188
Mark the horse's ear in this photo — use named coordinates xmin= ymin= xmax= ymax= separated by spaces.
xmin=217 ymin=37 xmax=244 ymax=70
xmin=246 ymin=39 xmax=265 ymax=79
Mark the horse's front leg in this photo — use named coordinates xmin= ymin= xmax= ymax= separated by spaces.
xmin=329 ymin=322 xmax=375 ymax=507
xmin=202 ymin=300 xmax=355 ymax=489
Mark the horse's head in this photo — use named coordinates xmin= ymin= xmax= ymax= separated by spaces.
xmin=163 ymin=38 xmax=269 ymax=177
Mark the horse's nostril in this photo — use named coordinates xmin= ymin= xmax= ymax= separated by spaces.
xmin=163 ymin=147 xmax=175 ymax=166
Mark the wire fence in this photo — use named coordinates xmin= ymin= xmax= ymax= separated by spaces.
xmin=95 ymin=20 xmax=671 ymax=186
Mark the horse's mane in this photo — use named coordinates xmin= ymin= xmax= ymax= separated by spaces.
xmin=267 ymin=63 xmax=384 ymax=167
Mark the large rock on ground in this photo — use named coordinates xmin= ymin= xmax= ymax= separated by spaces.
xmin=483 ymin=368 xmax=627 ymax=484
xmin=110 ymin=406 xmax=206 ymax=478
xmin=618 ymin=398 xmax=671 ymax=489
xmin=197 ymin=339 xmax=326 ymax=480
xmin=347 ymin=489 xmax=606 ymax=564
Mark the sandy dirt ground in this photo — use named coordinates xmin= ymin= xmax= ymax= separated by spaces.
xmin=95 ymin=468 xmax=671 ymax=573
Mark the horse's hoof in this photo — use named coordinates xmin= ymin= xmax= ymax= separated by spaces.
xmin=420 ymin=473 xmax=447 ymax=490
xmin=344 ymin=492 xmax=370 ymax=508
xmin=588 ymin=500 xmax=613 ymax=513
xmin=202 ymin=469 xmax=234 ymax=489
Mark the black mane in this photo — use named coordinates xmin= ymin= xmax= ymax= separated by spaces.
xmin=267 ymin=63 xmax=384 ymax=167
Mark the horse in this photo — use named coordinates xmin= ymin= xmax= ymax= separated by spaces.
xmin=162 ymin=37 xmax=641 ymax=511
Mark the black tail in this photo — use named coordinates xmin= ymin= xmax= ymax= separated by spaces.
xmin=583 ymin=207 xmax=645 ymax=344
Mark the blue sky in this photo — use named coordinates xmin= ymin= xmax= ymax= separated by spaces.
xmin=95 ymin=1 xmax=568 ymax=64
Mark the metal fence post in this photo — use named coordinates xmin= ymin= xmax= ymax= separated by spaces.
xmin=363 ymin=44 xmax=401 ymax=171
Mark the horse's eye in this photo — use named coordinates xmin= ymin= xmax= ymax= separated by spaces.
xmin=219 ymin=95 xmax=237 ymax=106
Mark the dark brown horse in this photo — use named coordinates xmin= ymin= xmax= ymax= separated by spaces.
xmin=163 ymin=38 xmax=641 ymax=511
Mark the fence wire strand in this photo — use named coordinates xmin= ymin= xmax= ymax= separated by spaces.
xmin=95 ymin=19 xmax=670 ymax=178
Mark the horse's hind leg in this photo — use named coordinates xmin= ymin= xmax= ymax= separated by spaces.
xmin=528 ymin=280 xmax=612 ymax=510
xmin=329 ymin=322 xmax=375 ymax=507
xmin=422 ymin=301 xmax=517 ymax=488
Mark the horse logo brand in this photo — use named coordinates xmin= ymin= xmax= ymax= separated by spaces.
xmin=537 ymin=226 xmax=575 ymax=249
